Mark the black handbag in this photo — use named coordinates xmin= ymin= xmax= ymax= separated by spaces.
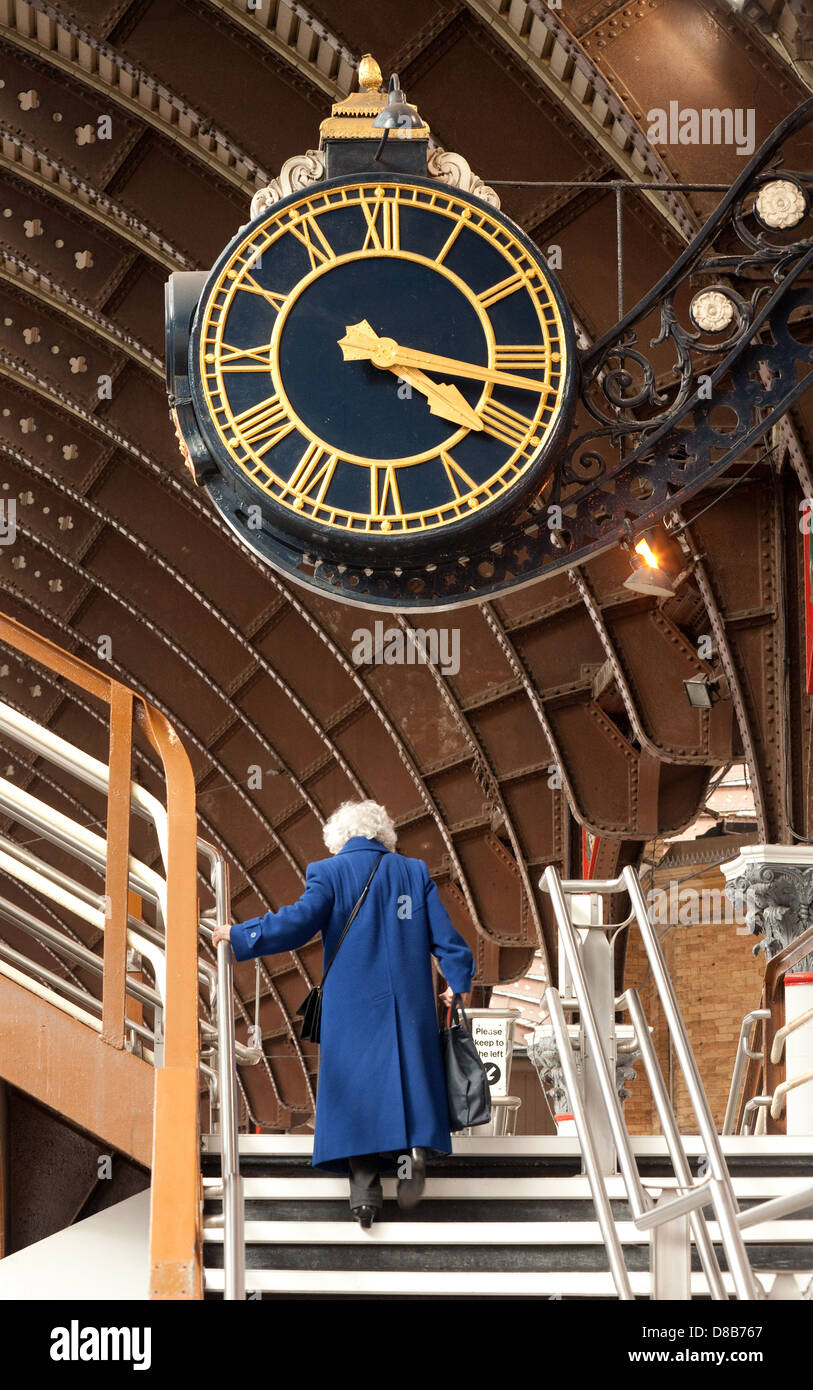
xmin=295 ymin=853 xmax=384 ymax=1044
xmin=441 ymin=994 xmax=492 ymax=1131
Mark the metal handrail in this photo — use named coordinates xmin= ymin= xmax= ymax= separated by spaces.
xmin=620 ymin=866 xmax=760 ymax=1299
xmin=0 ymin=775 xmax=168 ymax=923
xmin=545 ymin=986 xmax=633 ymax=1297
xmin=724 ymin=1010 xmax=770 ymax=1135
xmin=736 ymin=1182 xmax=813 ymax=1227
xmin=0 ymin=892 xmax=162 ymax=1012
xmin=621 ymin=987 xmax=727 ymax=1298
xmin=199 ymin=839 xmax=246 ymax=1301
xmin=770 ymin=1069 xmax=813 ymax=1120
xmin=771 ymin=1004 xmax=813 ymax=1063
xmin=0 ymin=937 xmax=156 ymax=1050
xmin=541 ymin=864 xmax=762 ymax=1301
xmin=0 ymin=833 xmax=168 ymax=1003
xmin=0 ymin=695 xmax=171 ymax=869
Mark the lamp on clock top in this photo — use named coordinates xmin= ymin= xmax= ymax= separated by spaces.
xmin=171 ymin=54 xmax=579 ymax=569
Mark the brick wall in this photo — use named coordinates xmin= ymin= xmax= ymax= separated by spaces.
xmin=623 ymin=860 xmax=764 ymax=1133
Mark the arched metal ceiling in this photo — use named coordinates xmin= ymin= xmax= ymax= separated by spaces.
xmin=1 ymin=0 xmax=813 ymax=1127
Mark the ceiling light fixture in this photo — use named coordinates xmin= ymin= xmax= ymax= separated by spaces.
xmin=623 ymin=539 xmax=677 ymax=598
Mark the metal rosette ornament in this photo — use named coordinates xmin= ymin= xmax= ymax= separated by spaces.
xmin=166 ymin=62 xmax=813 ymax=611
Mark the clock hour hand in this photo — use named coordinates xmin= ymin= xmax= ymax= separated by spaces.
xmin=338 ymin=320 xmax=482 ymax=431
xmin=338 ymin=320 xmax=551 ymax=394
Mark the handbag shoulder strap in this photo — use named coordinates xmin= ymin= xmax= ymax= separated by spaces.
xmin=321 ymin=853 xmax=384 ymax=985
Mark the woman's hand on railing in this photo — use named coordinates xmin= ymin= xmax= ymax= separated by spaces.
xmin=212 ymin=922 xmax=233 ymax=949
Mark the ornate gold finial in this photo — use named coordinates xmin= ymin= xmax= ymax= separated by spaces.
xmin=358 ymin=54 xmax=383 ymax=92
xmin=319 ymin=53 xmax=429 ymax=142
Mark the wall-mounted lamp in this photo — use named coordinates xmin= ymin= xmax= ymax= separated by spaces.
xmin=623 ymin=539 xmax=677 ymax=598
xmin=683 ymin=674 xmax=721 ymax=709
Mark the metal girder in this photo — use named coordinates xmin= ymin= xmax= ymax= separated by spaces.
xmin=569 ymin=567 xmax=735 ymax=765
xmin=202 ymin=0 xmax=356 ymax=99
xmin=0 ymin=250 xmax=162 ymax=376
xmin=0 ymin=447 xmax=367 ymax=825
xmin=0 ymin=2 xmax=268 ymax=190
xmin=460 ymin=0 xmax=696 ymax=242
xmin=0 ymin=126 xmax=193 ymax=269
xmin=396 ymin=612 xmax=550 ymax=966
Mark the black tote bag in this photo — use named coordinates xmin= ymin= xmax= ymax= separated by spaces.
xmin=440 ymin=994 xmax=492 ymax=1131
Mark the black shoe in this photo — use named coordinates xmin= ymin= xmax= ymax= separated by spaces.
xmin=353 ymin=1204 xmax=377 ymax=1229
xmin=396 ymin=1147 xmax=427 ymax=1210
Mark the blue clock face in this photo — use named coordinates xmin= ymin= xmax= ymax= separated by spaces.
xmin=189 ymin=175 xmax=577 ymax=561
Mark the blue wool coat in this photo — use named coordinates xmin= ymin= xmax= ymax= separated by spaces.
xmin=229 ymin=837 xmax=475 ymax=1173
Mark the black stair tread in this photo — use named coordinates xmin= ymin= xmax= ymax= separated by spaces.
xmin=203 ymin=1195 xmax=813 ymax=1223
xmin=205 ymin=1197 xmax=638 ymax=1221
xmin=201 ymin=1242 xmax=813 ymax=1274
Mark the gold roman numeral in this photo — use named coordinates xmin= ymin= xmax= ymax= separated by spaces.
xmin=370 ymin=464 xmax=403 ymax=522
xmin=494 ymin=345 xmax=549 ymax=371
xmin=478 ymin=398 xmax=536 ymax=450
xmin=286 ymin=442 xmax=338 ymax=509
xmin=359 ymin=188 xmax=401 ymax=252
xmin=440 ymin=451 xmax=477 ymax=500
xmin=286 ymin=211 xmax=337 ymax=270
xmin=477 ymin=271 xmax=525 ymax=310
xmin=230 ymin=394 xmax=294 ymax=455
xmin=235 ymin=273 xmax=287 ymax=313
xmin=435 ymin=218 xmax=466 ymax=266
xmin=217 ymin=341 xmax=273 ymax=372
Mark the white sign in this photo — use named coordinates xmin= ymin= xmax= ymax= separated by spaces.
xmin=470 ymin=1015 xmax=513 ymax=1097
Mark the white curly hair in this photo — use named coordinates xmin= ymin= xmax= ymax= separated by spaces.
xmin=323 ymin=799 xmax=397 ymax=855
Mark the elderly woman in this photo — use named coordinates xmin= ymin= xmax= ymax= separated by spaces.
xmin=213 ymin=800 xmax=474 ymax=1227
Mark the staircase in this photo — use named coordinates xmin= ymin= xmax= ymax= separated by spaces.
xmin=4 ymin=605 xmax=813 ymax=1302
xmin=201 ymin=1135 xmax=813 ymax=1299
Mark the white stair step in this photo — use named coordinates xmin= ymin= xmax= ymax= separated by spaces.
xmin=202 ymin=1218 xmax=813 ymax=1246
xmin=202 ymin=1133 xmax=813 ymax=1159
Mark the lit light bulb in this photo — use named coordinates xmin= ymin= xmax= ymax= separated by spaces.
xmin=634 ymin=539 xmax=659 ymax=569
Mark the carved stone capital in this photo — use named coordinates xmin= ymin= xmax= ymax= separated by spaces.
xmin=527 ymin=1024 xmax=580 ymax=1115
xmin=722 ymin=846 xmax=813 ymax=970
xmin=527 ymin=1023 xmax=641 ymax=1115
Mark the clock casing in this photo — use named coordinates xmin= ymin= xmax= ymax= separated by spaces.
xmin=184 ymin=173 xmax=578 ymax=565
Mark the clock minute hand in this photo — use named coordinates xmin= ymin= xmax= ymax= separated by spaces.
xmin=390 ymin=344 xmax=552 ymax=394
xmin=338 ymin=321 xmax=551 ymax=394
xmin=338 ymin=321 xmax=482 ymax=431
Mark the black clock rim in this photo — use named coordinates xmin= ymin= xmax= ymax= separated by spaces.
xmin=188 ymin=171 xmax=579 ymax=564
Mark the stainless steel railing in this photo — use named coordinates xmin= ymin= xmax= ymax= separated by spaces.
xmin=197 ymin=842 xmax=249 ymax=1302
xmin=723 ymin=1009 xmax=771 ymax=1135
xmin=541 ymin=864 xmax=762 ymax=1301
